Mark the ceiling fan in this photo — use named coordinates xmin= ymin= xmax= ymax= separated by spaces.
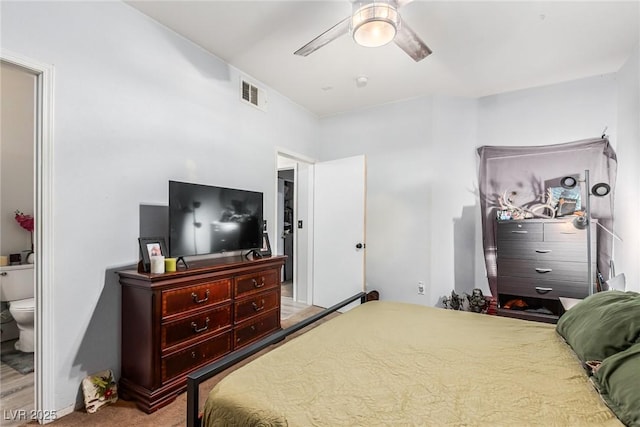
xmin=294 ymin=0 xmax=432 ymax=62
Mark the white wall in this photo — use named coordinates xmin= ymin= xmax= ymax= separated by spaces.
xmin=477 ymin=74 xmax=618 ymax=147
xmin=319 ymin=97 xmax=478 ymax=306
xmin=1 ymin=1 xmax=319 ymax=412
xmin=614 ymin=42 xmax=640 ymax=291
xmin=1 ymin=63 xmax=35 ymax=256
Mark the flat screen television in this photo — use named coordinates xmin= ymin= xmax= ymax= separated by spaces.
xmin=168 ymin=181 xmax=263 ymax=258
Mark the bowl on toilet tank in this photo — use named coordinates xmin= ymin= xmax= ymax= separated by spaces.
xmin=0 ymin=264 xmax=34 ymax=302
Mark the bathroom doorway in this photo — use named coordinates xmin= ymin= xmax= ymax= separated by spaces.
xmin=0 ymin=60 xmax=36 ymax=425
xmin=0 ymin=51 xmax=55 ymax=424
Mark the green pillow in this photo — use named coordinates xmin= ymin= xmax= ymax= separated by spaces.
xmin=556 ymin=290 xmax=640 ymax=362
xmin=592 ymin=343 xmax=640 ymax=426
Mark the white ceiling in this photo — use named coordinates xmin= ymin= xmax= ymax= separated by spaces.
xmin=126 ymin=1 xmax=640 ymax=117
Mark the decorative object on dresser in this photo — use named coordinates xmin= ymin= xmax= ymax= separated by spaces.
xmin=259 ymin=232 xmax=272 ymax=257
xmin=495 ymin=218 xmax=596 ymax=323
xmin=138 ymin=237 xmax=168 ymax=273
xmin=117 ymin=255 xmax=286 ymax=413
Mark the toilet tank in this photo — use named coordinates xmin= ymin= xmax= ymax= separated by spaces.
xmin=0 ymin=264 xmax=34 ymax=301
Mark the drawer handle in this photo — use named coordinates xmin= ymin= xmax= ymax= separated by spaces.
xmin=191 ymin=317 xmax=210 ymax=333
xmin=535 ymin=249 xmax=552 ymax=253
xmin=252 ymin=277 xmax=265 ymax=288
xmin=250 ymin=325 xmax=256 ymax=331
xmin=535 ymin=268 xmax=553 ymax=273
xmin=535 ymin=286 xmax=553 ymax=294
xmin=252 ymin=300 xmax=265 ymax=312
xmin=191 ymin=351 xmax=196 ymax=359
xmin=561 ymin=232 xmax=577 ymax=235
xmin=511 ymin=230 xmax=528 ymax=234
xmin=191 ymin=289 xmax=210 ymax=304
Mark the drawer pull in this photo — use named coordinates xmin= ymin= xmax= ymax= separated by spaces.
xmin=535 ymin=249 xmax=552 ymax=253
xmin=250 ymin=325 xmax=256 ymax=331
xmin=191 ymin=351 xmax=196 ymax=359
xmin=561 ymin=232 xmax=577 ymax=235
xmin=535 ymin=268 xmax=553 ymax=273
xmin=252 ymin=277 xmax=265 ymax=288
xmin=252 ymin=300 xmax=265 ymax=312
xmin=535 ymin=287 xmax=553 ymax=294
xmin=191 ymin=289 xmax=210 ymax=304
xmin=191 ymin=317 xmax=210 ymax=333
xmin=511 ymin=230 xmax=528 ymax=234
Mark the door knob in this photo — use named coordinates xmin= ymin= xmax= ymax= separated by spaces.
xmin=355 ymin=243 xmax=365 ymax=249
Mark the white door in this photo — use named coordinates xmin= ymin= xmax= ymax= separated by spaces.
xmin=313 ymin=155 xmax=366 ymax=308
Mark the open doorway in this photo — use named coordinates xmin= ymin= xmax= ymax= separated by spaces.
xmin=1 ymin=51 xmax=55 ymax=423
xmin=278 ymin=169 xmax=295 ymax=296
xmin=276 ymin=152 xmax=314 ymax=321
xmin=0 ymin=60 xmax=37 ymax=425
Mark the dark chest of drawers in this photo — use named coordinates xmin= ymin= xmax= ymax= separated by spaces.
xmin=117 ymin=255 xmax=285 ymax=413
xmin=496 ymin=219 xmax=596 ymax=323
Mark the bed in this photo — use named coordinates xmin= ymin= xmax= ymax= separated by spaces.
xmin=188 ymin=291 xmax=640 ymax=427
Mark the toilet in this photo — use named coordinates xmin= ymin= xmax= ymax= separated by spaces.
xmin=0 ymin=264 xmax=35 ymax=353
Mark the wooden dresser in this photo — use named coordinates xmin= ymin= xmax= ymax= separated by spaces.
xmin=117 ymin=255 xmax=285 ymax=413
xmin=496 ymin=218 xmax=596 ymax=323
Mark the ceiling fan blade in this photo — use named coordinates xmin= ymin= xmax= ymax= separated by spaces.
xmin=294 ymin=17 xmax=351 ymax=57
xmin=394 ymin=19 xmax=432 ymax=62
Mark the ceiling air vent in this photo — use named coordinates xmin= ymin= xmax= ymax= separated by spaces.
xmin=240 ymin=78 xmax=267 ymax=111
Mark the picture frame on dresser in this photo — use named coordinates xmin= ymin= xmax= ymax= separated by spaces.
xmin=138 ymin=236 xmax=168 ymax=273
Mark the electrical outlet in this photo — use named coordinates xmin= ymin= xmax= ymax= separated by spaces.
xmin=417 ymin=281 xmax=425 ymax=295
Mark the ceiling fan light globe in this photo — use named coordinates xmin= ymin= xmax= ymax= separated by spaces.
xmin=351 ymin=2 xmax=399 ymax=48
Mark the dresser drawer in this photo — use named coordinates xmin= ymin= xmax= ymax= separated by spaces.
xmin=234 ymin=289 xmax=279 ymax=324
xmin=162 ymin=279 xmax=231 ymax=318
xmin=497 ymin=222 xmax=543 ymax=242
xmin=498 ymin=276 xmax=590 ymax=300
xmin=161 ymin=331 xmax=232 ymax=384
xmin=161 ymin=305 xmax=232 ymax=352
xmin=497 ymin=240 xmax=593 ymax=263
xmin=543 ymin=222 xmax=587 ymax=242
xmin=235 ymin=269 xmax=279 ymax=298
xmin=234 ymin=310 xmax=280 ymax=349
xmin=498 ymin=259 xmax=593 ymax=283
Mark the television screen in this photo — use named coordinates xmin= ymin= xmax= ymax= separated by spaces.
xmin=169 ymin=181 xmax=263 ymax=257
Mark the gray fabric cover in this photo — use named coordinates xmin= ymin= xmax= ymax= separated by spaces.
xmin=477 ymin=138 xmax=617 ymax=297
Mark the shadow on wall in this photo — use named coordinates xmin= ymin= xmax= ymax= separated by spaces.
xmin=72 ymin=263 xmax=136 ymax=407
xmin=451 ymin=205 xmax=477 ymax=302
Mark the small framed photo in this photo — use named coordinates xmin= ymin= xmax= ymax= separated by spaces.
xmin=259 ymin=232 xmax=272 ymax=257
xmin=138 ymin=237 xmax=168 ymax=273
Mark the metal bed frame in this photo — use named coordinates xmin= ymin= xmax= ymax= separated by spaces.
xmin=186 ymin=291 xmax=367 ymax=427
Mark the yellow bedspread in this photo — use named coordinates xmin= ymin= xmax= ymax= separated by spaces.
xmin=203 ymin=301 xmax=621 ymax=426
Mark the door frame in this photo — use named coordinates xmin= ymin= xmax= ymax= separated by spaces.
xmin=1 ymin=49 xmax=56 ymax=422
xmin=275 ymin=148 xmax=315 ymax=305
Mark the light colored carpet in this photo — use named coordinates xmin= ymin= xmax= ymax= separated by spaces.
xmin=32 ymin=305 xmax=329 ymax=427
